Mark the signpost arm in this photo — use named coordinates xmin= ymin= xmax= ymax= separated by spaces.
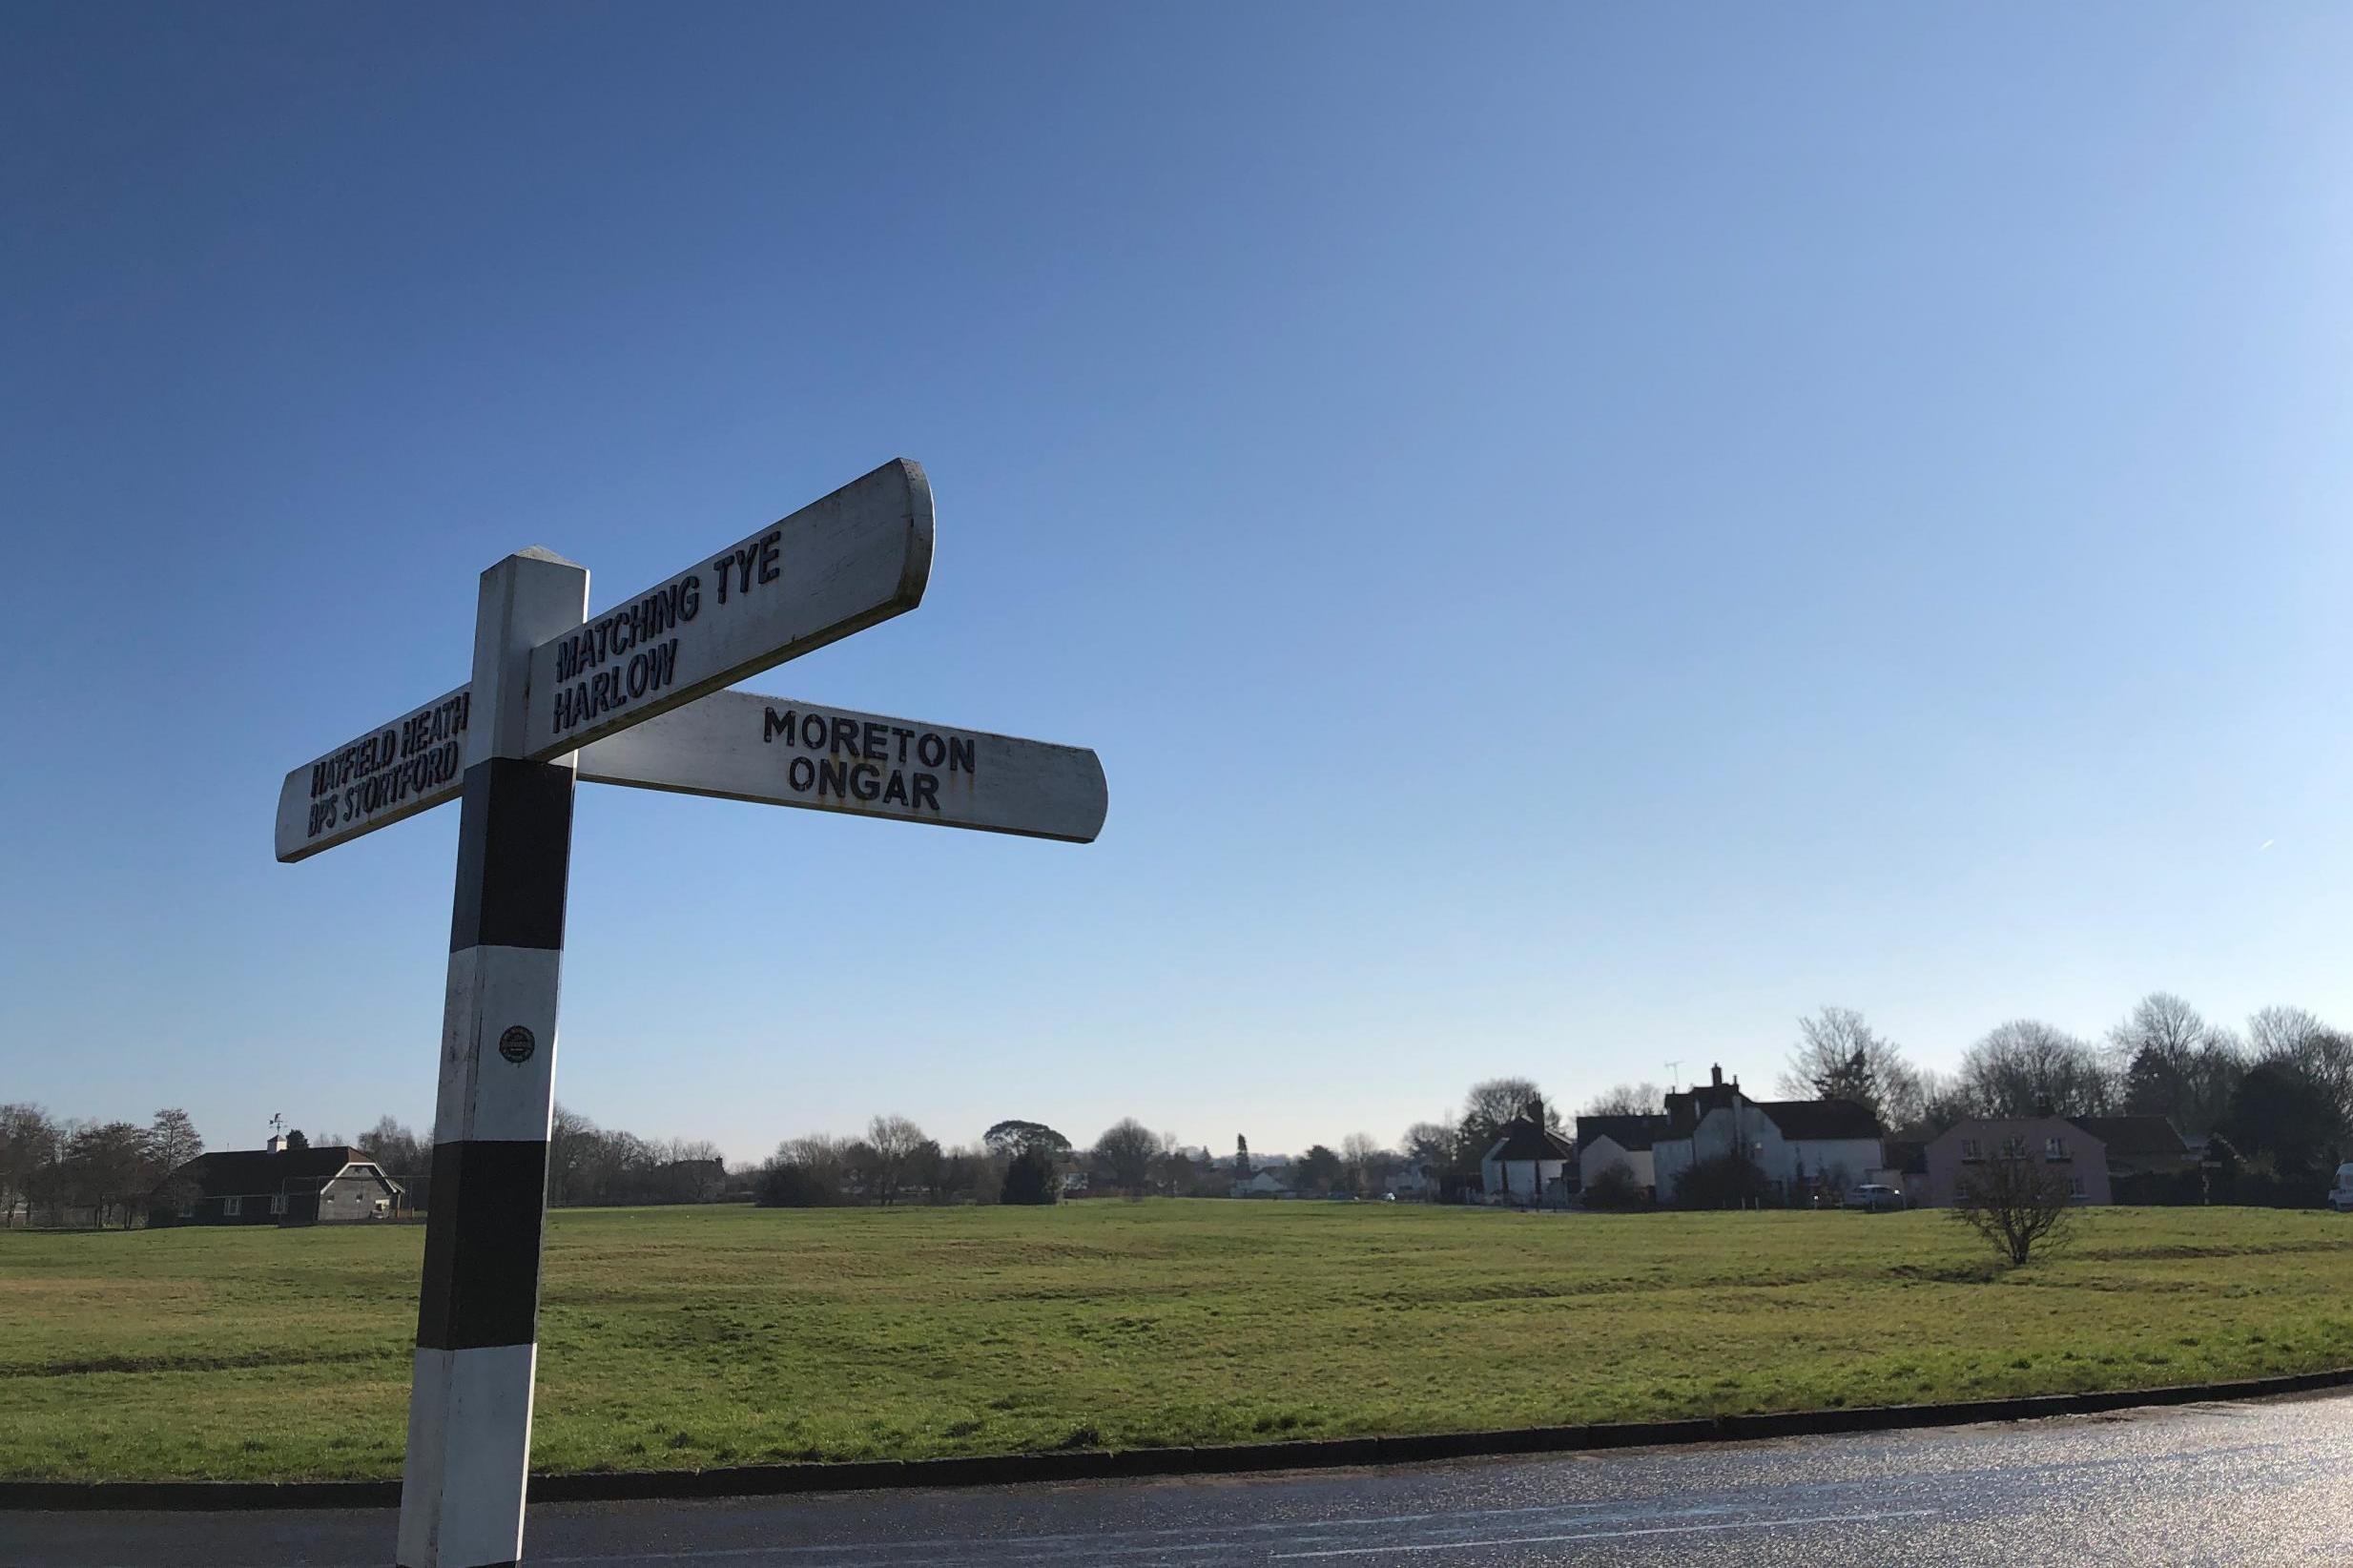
xmin=397 ymin=548 xmax=588 ymax=1568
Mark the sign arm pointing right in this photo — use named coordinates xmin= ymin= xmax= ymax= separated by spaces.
xmin=575 ymin=691 xmax=1107 ymax=844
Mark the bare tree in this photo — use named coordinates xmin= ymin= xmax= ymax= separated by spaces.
xmin=2113 ymin=994 xmax=2240 ymax=1132
xmin=2244 ymin=1006 xmax=2353 ymax=1155
xmin=1580 ymin=1083 xmax=1663 ymax=1117
xmin=1957 ymin=1020 xmax=2116 ymax=1118
xmin=1339 ymin=1133 xmax=1385 ymax=1196
xmin=1094 ymin=1119 xmax=1158 ymax=1197
xmin=361 ymin=1115 xmax=430 ymax=1181
xmin=1778 ymin=1007 xmax=1922 ymax=1127
xmin=143 ymin=1109 xmax=204 ymax=1216
xmin=1463 ymin=1078 xmax=1556 ymax=1131
xmin=0 ymin=1104 xmax=59 ymax=1226
xmin=1401 ymin=1122 xmax=1455 ymax=1168
xmin=63 ymin=1122 xmax=150 ymax=1228
xmin=863 ymin=1115 xmax=927 ymax=1205
xmin=547 ymin=1104 xmax=598 ymax=1207
xmin=755 ymin=1133 xmax=850 ymax=1207
xmin=1951 ymin=1152 xmax=2077 ymax=1267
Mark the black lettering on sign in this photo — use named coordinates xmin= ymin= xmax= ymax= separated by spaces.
xmin=306 ymin=699 xmax=469 ymax=838
xmin=862 ymin=721 xmax=888 ymax=760
xmin=551 ymin=641 xmax=677 ymax=734
xmin=816 ymin=758 xmax=848 ymax=797
xmin=830 ymin=715 xmax=859 ymax=757
xmin=757 ymin=528 xmax=781 ymax=585
xmin=801 ymin=712 xmax=826 ymax=750
xmin=763 ymin=708 xmax=793 ymax=744
xmin=912 ymin=773 xmax=940 ymax=814
xmin=891 ymin=726 xmax=912 ymax=763
xmin=882 ymin=771 xmax=909 ymax=806
xmin=918 ymin=732 xmax=945 ymax=769
xmin=851 ymin=762 xmax=881 ymax=801
xmin=947 ymin=736 xmax=975 ymax=774
xmin=788 ymin=755 xmax=815 ymax=792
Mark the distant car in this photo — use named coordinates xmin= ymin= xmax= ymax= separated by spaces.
xmin=2329 ymin=1164 xmax=2353 ymax=1213
xmin=1844 ymin=1183 xmax=1906 ymax=1212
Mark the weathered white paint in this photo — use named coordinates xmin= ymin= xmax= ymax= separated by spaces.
xmin=522 ymin=459 xmax=934 ymax=760
xmin=398 ymin=549 xmax=584 ymax=1568
xmin=432 ymin=945 xmax=563 ymax=1146
xmin=576 ymin=691 xmax=1107 ymax=843
xmin=275 ymin=683 xmax=471 ymax=862
xmin=396 ymin=1343 xmax=538 ymax=1568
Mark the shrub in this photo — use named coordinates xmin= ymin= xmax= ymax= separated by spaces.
xmin=1952 ymin=1155 xmax=2075 ymax=1267
xmin=1674 ymin=1152 xmax=1775 ymax=1209
xmin=1581 ymin=1160 xmax=1647 ymax=1211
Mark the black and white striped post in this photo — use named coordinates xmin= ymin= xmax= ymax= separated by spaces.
xmin=271 ymin=462 xmax=1103 ymax=1565
xmin=398 ymin=547 xmax=586 ymax=1568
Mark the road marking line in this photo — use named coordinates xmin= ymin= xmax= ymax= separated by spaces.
xmin=1267 ymin=1507 xmax=1943 ymax=1558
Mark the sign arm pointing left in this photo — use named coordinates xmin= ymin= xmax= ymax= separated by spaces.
xmin=276 ymin=683 xmax=474 ymax=863
xmin=276 ymin=458 xmax=938 ymax=863
xmin=274 ymin=461 xmax=1101 ymax=1568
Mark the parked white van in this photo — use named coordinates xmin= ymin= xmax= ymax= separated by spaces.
xmin=2330 ymin=1164 xmax=2353 ymax=1213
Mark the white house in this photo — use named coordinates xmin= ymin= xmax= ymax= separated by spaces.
xmin=1648 ymin=1065 xmax=1884 ymax=1205
xmin=1478 ymin=1104 xmax=1577 ymax=1206
xmin=1233 ymin=1167 xmax=1293 ymax=1198
xmin=1573 ymin=1115 xmax=1666 ymax=1197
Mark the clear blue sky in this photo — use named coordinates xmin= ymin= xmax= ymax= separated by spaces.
xmin=6 ymin=4 xmax=2351 ymax=1166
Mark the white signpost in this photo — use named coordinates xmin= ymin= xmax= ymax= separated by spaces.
xmin=579 ymin=691 xmax=1108 ymax=843
xmin=274 ymin=460 xmax=1103 ymax=1568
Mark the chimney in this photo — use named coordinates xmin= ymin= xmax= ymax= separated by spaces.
xmin=267 ymin=1134 xmax=288 ymax=1154
xmin=1710 ymin=1063 xmax=1723 ymax=1089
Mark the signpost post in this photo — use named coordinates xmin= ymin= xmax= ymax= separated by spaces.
xmin=274 ymin=460 xmax=1104 ymax=1568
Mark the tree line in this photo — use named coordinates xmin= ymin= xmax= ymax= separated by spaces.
xmin=15 ymin=990 xmax=2344 ymax=1226
xmin=0 ymin=1105 xmax=204 ymax=1228
xmin=360 ymin=1108 xmax=731 ymax=1207
xmin=752 ymin=1115 xmax=1190 ymax=1207
xmin=1767 ymin=996 xmax=2353 ymax=1188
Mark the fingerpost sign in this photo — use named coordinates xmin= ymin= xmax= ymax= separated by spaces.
xmin=274 ymin=461 xmax=1104 ymax=1568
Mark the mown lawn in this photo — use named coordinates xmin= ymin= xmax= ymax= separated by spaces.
xmin=4 ymin=1201 xmax=2352 ymax=1482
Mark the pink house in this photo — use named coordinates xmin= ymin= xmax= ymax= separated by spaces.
xmin=1921 ymin=1117 xmax=2110 ymax=1207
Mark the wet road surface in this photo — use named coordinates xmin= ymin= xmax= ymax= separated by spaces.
xmin=13 ymin=1390 xmax=2353 ymax=1566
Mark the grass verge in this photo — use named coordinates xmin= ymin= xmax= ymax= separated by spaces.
xmin=4 ymin=1201 xmax=2351 ymax=1482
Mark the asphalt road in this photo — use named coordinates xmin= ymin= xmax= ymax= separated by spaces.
xmin=13 ymin=1392 xmax=2353 ymax=1567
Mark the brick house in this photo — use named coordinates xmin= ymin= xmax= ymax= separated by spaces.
xmin=1920 ymin=1114 xmax=2188 ymax=1207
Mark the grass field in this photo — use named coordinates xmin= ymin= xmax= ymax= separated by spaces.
xmin=6 ymin=1201 xmax=2353 ymax=1483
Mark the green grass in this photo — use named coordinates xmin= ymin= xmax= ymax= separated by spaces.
xmin=5 ymin=1202 xmax=2353 ymax=1482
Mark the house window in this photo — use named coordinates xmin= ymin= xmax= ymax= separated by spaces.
xmin=1960 ymin=1139 xmax=1981 ymax=1162
xmin=2045 ymin=1137 xmax=2068 ymax=1162
xmin=223 ymin=1196 xmax=242 ymax=1217
xmin=269 ymin=1194 xmax=287 ymax=1216
xmin=178 ymin=1202 xmax=195 ymax=1219
xmin=2000 ymin=1136 xmax=2028 ymax=1159
xmin=2070 ymin=1175 xmax=2086 ymax=1198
